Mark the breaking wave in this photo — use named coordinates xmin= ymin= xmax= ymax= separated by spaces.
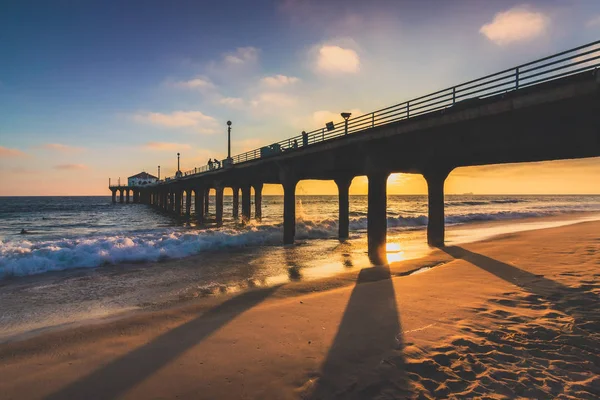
xmin=0 ymin=208 xmax=597 ymax=279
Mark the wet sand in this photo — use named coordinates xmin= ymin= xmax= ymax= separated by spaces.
xmin=2 ymin=212 xmax=598 ymax=345
xmin=0 ymin=220 xmax=599 ymax=399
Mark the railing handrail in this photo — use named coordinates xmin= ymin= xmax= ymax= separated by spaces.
xmin=153 ymin=40 xmax=599 ymax=183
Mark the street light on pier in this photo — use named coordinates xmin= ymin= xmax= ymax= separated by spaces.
xmin=175 ymin=153 xmax=182 ymax=178
xmin=341 ymin=112 xmax=352 ymax=135
xmin=227 ymin=120 xmax=232 ymax=161
xmin=158 ymin=165 xmax=160 ymax=180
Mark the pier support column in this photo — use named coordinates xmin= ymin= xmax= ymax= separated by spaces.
xmin=215 ymin=186 xmax=224 ymax=227
xmin=232 ymin=187 xmax=239 ymax=220
xmin=195 ymin=187 xmax=204 ymax=223
xmin=170 ymin=192 xmax=175 ymax=213
xmin=111 ymin=190 xmax=116 ymax=204
xmin=133 ymin=190 xmax=138 ymax=204
xmin=335 ymin=176 xmax=353 ymax=240
xmin=424 ymin=169 xmax=451 ymax=247
xmin=175 ymin=190 xmax=182 ymax=216
xmin=254 ymin=183 xmax=263 ymax=222
xmin=204 ymin=189 xmax=210 ymax=214
xmin=125 ymin=190 xmax=130 ymax=204
xmin=283 ymin=179 xmax=297 ymax=245
xmin=241 ymin=185 xmax=251 ymax=223
xmin=367 ymin=172 xmax=389 ymax=264
xmin=185 ymin=190 xmax=192 ymax=217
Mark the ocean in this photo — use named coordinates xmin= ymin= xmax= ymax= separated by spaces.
xmin=1 ymin=194 xmax=599 ymax=341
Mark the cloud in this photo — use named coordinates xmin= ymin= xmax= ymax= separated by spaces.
xmin=260 ymin=74 xmax=300 ymax=87
xmin=315 ymin=45 xmax=360 ymax=74
xmin=587 ymin=15 xmax=600 ymax=29
xmin=0 ymin=146 xmax=27 ymax=157
xmin=234 ymin=138 xmax=264 ymax=153
xmin=0 ymin=167 xmax=37 ymax=174
xmin=133 ymin=111 xmax=218 ymax=134
xmin=170 ymin=77 xmax=215 ymax=90
xmin=312 ymin=108 xmax=363 ymax=125
xmin=54 ymin=164 xmax=88 ymax=170
xmin=143 ymin=142 xmax=191 ymax=151
xmin=42 ymin=143 xmax=85 ymax=153
xmin=251 ymin=92 xmax=297 ymax=108
xmin=480 ymin=6 xmax=549 ymax=46
xmin=224 ymin=47 xmax=259 ymax=65
xmin=218 ymin=97 xmax=245 ymax=108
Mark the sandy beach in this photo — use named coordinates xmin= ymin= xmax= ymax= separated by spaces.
xmin=0 ymin=220 xmax=598 ymax=399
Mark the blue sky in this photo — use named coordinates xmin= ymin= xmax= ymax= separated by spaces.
xmin=1 ymin=0 xmax=599 ymax=195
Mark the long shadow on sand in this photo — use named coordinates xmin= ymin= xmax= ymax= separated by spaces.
xmin=310 ymin=265 xmax=410 ymax=399
xmin=442 ymin=246 xmax=600 ymax=334
xmin=45 ymin=286 xmax=279 ymax=400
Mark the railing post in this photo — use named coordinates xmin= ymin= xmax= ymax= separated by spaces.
xmin=407 ymin=102 xmax=410 ymax=119
xmin=322 ymin=128 xmax=325 ymax=141
xmin=452 ymin=87 xmax=456 ymax=105
xmin=515 ymin=67 xmax=519 ymax=89
xmin=372 ymin=112 xmax=375 ymax=127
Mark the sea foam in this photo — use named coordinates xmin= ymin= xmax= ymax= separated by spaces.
xmin=0 ymin=207 xmax=597 ymax=279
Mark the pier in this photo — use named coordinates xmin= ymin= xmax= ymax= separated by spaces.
xmin=110 ymin=41 xmax=600 ymax=264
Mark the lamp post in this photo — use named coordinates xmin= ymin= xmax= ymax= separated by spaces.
xmin=227 ymin=120 xmax=232 ymax=161
xmin=175 ymin=153 xmax=182 ymax=178
xmin=158 ymin=165 xmax=160 ymax=180
xmin=341 ymin=112 xmax=352 ymax=135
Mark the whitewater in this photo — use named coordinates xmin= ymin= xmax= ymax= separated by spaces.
xmin=1 ymin=194 xmax=600 ymax=279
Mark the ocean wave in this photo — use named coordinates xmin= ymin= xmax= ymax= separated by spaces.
xmin=0 ymin=208 xmax=596 ymax=279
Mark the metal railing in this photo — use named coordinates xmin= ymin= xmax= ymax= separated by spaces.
xmin=159 ymin=40 xmax=600 ymax=183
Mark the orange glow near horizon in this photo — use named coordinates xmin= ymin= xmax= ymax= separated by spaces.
xmin=0 ymin=158 xmax=599 ymax=196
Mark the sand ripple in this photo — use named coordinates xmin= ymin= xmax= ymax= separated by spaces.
xmin=397 ymin=285 xmax=600 ymax=399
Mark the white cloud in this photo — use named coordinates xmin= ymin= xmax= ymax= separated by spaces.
xmin=312 ymin=108 xmax=363 ymax=125
xmin=0 ymin=146 xmax=27 ymax=157
xmin=218 ymin=97 xmax=245 ymax=108
xmin=315 ymin=45 xmax=360 ymax=74
xmin=234 ymin=138 xmax=264 ymax=153
xmin=224 ymin=47 xmax=259 ymax=65
xmin=251 ymin=92 xmax=297 ymax=108
xmin=42 ymin=143 xmax=85 ymax=153
xmin=480 ymin=6 xmax=549 ymax=46
xmin=260 ymin=74 xmax=300 ymax=87
xmin=54 ymin=164 xmax=88 ymax=171
xmin=587 ymin=15 xmax=600 ymax=28
xmin=133 ymin=111 xmax=218 ymax=134
xmin=143 ymin=142 xmax=191 ymax=151
xmin=171 ymin=77 xmax=215 ymax=90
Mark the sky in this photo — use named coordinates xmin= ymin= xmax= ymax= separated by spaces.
xmin=1 ymin=0 xmax=599 ymax=196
